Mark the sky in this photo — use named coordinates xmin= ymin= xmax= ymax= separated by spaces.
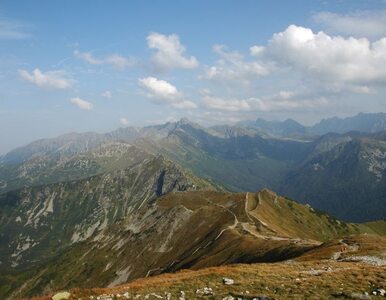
xmin=1 ymin=0 xmax=386 ymax=153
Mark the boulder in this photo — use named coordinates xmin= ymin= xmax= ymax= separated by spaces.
xmin=52 ymin=291 xmax=71 ymax=300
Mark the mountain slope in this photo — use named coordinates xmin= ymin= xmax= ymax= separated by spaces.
xmin=134 ymin=120 xmax=313 ymax=192
xmin=239 ymin=118 xmax=308 ymax=138
xmin=37 ymin=240 xmax=386 ymax=300
xmin=1 ymin=132 xmax=109 ymax=165
xmin=7 ymin=189 xmax=385 ymax=298
xmin=0 ymin=142 xmax=151 ymax=194
xmin=0 ymin=153 xmax=214 ymax=273
xmin=279 ymin=134 xmax=386 ymax=221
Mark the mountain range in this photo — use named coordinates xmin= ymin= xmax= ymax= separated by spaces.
xmin=1 ymin=113 xmax=386 ymax=221
xmin=240 ymin=112 xmax=386 ymax=138
xmin=1 ymin=112 xmax=386 ymax=299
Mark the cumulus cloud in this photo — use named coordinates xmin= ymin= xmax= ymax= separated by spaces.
xmin=147 ymin=32 xmax=198 ymax=71
xmin=74 ymin=50 xmax=135 ymax=69
xmin=249 ymin=45 xmax=265 ymax=57
xmin=263 ymin=25 xmax=386 ymax=86
xmin=313 ymin=10 xmax=386 ymax=38
xmin=120 ymin=117 xmax=129 ymax=126
xmin=101 ymin=90 xmax=112 ymax=99
xmin=70 ymin=97 xmax=93 ymax=110
xmin=138 ymin=76 xmax=197 ymax=109
xmin=202 ymin=45 xmax=270 ymax=84
xmin=19 ymin=68 xmax=73 ymax=89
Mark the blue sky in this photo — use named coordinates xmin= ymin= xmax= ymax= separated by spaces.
xmin=1 ymin=0 xmax=386 ymax=153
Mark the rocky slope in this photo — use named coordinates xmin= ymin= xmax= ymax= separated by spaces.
xmin=5 ymin=189 xmax=385 ymax=299
xmin=0 ymin=142 xmax=153 ymax=195
xmin=0 ymin=151 xmax=215 ymax=297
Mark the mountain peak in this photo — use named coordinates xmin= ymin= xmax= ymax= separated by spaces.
xmin=177 ymin=117 xmax=191 ymax=124
xmin=174 ymin=118 xmax=202 ymax=129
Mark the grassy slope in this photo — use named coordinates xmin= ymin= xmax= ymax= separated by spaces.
xmin=35 ymin=260 xmax=386 ymax=300
xmin=34 ymin=234 xmax=386 ymax=299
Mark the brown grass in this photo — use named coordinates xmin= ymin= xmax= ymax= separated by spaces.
xmin=50 ymin=260 xmax=386 ymax=300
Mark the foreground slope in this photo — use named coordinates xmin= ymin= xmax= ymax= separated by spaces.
xmin=46 ymin=257 xmax=386 ymax=300
xmin=8 ymin=189 xmax=386 ymax=299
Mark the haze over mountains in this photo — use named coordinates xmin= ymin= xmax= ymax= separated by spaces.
xmin=1 ymin=112 xmax=386 ymax=299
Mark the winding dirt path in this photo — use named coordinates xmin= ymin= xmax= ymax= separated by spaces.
xmin=243 ymin=192 xmax=311 ymax=242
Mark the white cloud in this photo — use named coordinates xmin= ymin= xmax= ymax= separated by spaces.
xmin=74 ymin=50 xmax=102 ymax=65
xmin=313 ymin=10 xmax=386 ymax=38
xmin=120 ymin=117 xmax=129 ymax=126
xmin=169 ymin=100 xmax=197 ymax=109
xmin=0 ymin=18 xmax=30 ymax=39
xmin=278 ymin=90 xmax=295 ymax=99
xmin=105 ymin=54 xmax=136 ymax=70
xmin=202 ymin=93 xmax=327 ymax=112
xmin=19 ymin=68 xmax=73 ymax=89
xmin=264 ymin=25 xmax=386 ymax=86
xmin=74 ymin=50 xmax=135 ymax=69
xmin=70 ymin=97 xmax=93 ymax=110
xmin=147 ymin=32 xmax=198 ymax=71
xmin=202 ymin=45 xmax=270 ymax=84
xmin=139 ymin=76 xmax=180 ymax=99
xmin=346 ymin=85 xmax=374 ymax=94
xmin=202 ymin=95 xmax=252 ymax=112
xmin=102 ymin=90 xmax=112 ymax=99
xmin=249 ymin=45 xmax=265 ymax=57
xmin=138 ymin=76 xmax=197 ymax=109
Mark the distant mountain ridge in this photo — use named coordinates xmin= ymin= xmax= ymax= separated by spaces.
xmin=241 ymin=112 xmax=386 ymax=138
xmin=239 ymin=118 xmax=307 ymax=138
xmin=312 ymin=112 xmax=386 ymax=135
